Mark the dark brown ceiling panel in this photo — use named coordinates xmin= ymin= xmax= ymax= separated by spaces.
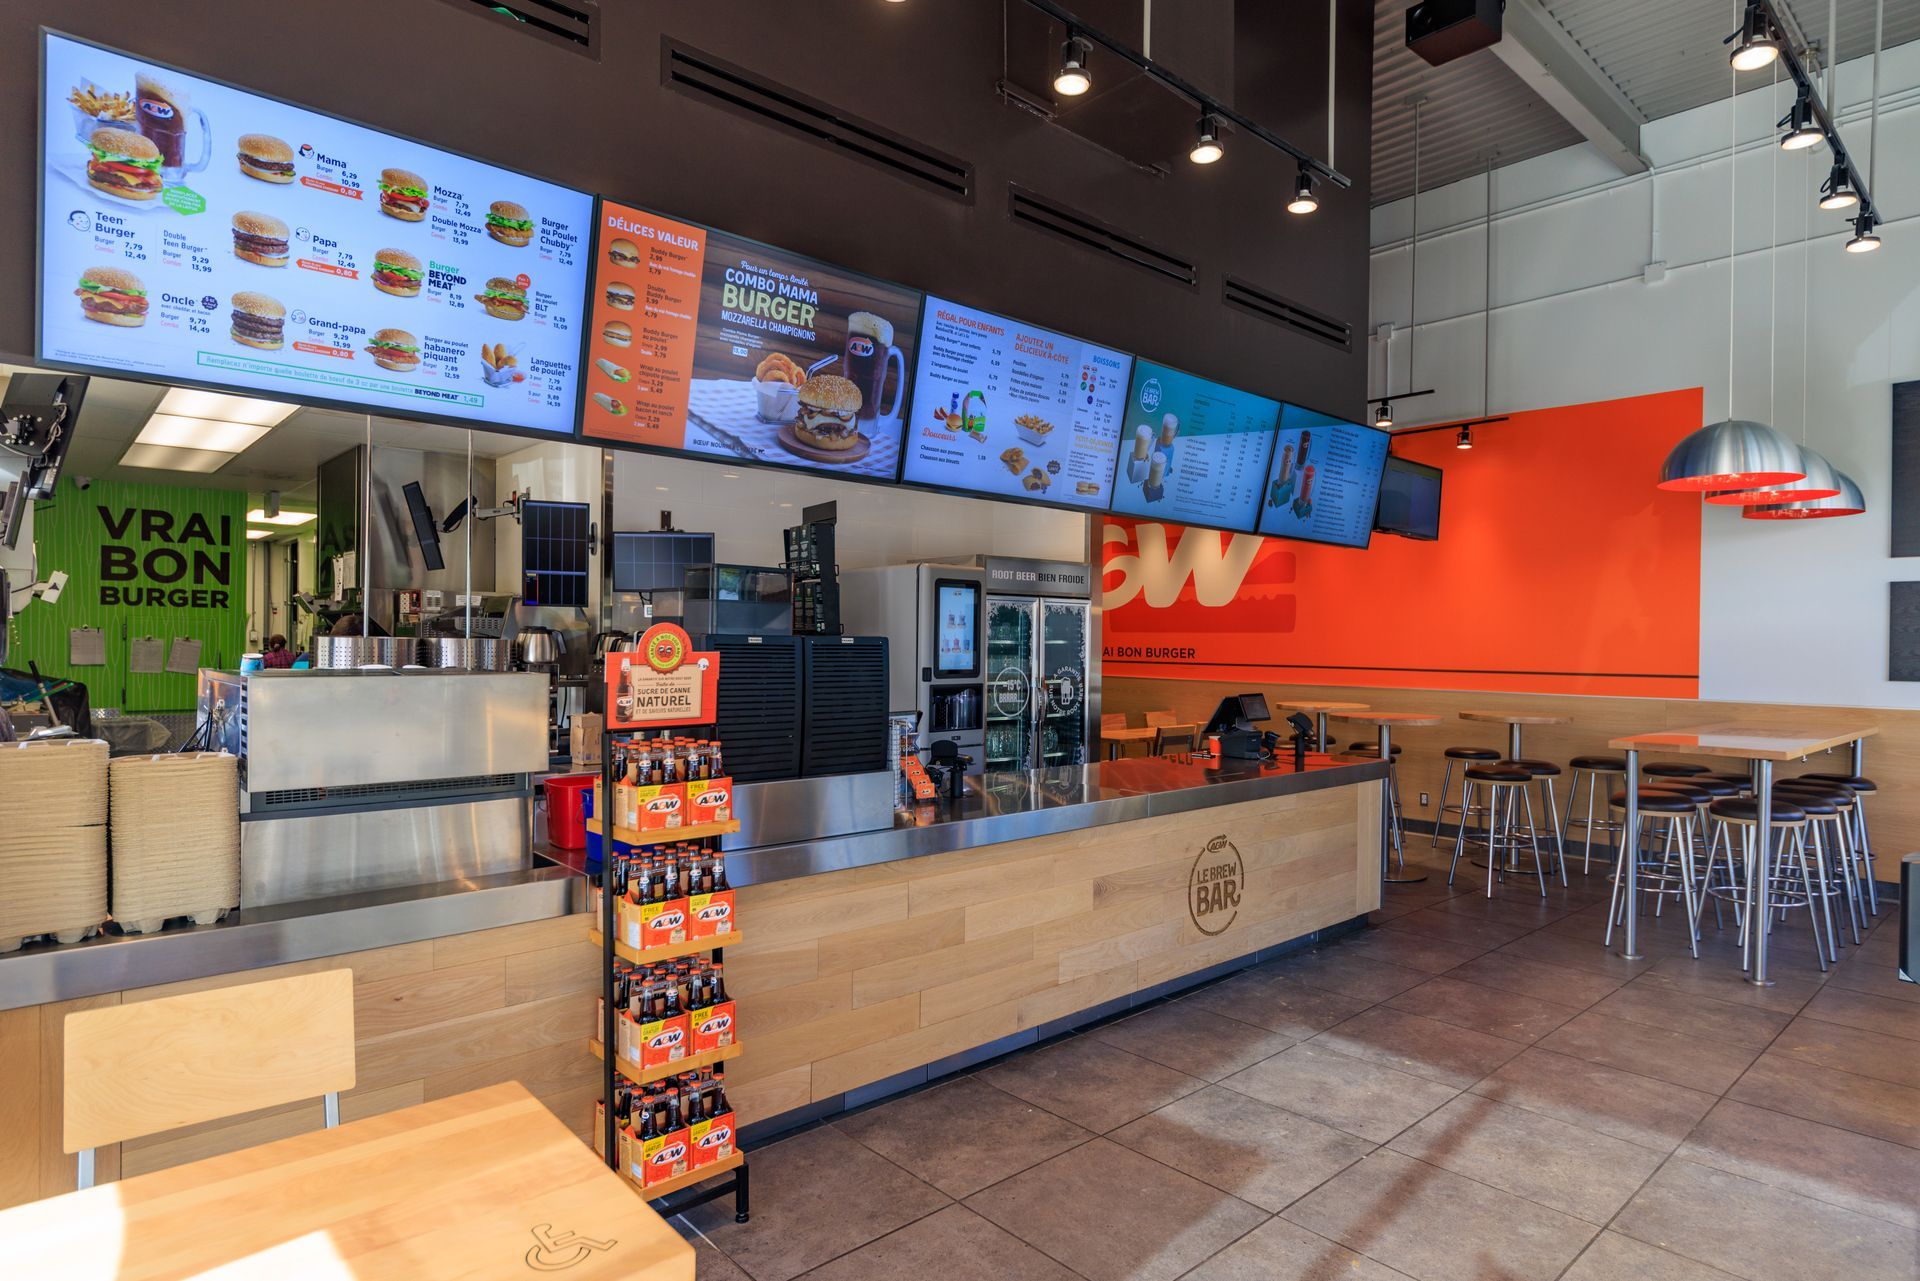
xmin=432 ymin=0 xmax=598 ymax=56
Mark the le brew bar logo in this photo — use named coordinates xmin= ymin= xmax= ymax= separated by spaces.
xmin=95 ymin=505 xmax=235 ymax=608
xmin=1189 ymin=835 xmax=1244 ymax=936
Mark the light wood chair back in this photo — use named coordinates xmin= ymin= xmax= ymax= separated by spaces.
xmin=1144 ymin=710 xmax=1179 ymax=729
xmin=64 ymin=968 xmax=356 ymax=1186
xmin=1153 ymin=724 xmax=1198 ymax=755
xmin=1100 ymin=713 xmax=1129 ymax=734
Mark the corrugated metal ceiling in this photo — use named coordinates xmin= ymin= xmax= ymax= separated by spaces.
xmin=1371 ymin=0 xmax=1920 ymax=204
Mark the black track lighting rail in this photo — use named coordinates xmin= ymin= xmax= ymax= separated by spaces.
xmin=1390 ymin=415 xmax=1509 ymax=437
xmin=1743 ymin=0 xmax=1879 ymax=227
xmin=1015 ymin=0 xmax=1352 ymax=190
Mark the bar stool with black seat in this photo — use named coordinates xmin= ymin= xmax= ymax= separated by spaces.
xmin=1774 ymin=781 xmax=1864 ymax=948
xmin=1698 ymin=771 xmax=1754 ymax=793
xmin=1644 ymin=762 xmax=1710 ymax=780
xmin=1700 ymin=793 xmax=1829 ymax=973
xmin=1605 ymin=786 xmax=1704 ymax=958
xmin=1499 ymin=758 xmax=1568 ymax=884
xmin=1796 ymin=772 xmax=1880 ymax=914
xmin=1431 ymin=746 xmax=1500 ymax=848
xmin=1447 ymin=764 xmax=1547 ymax=899
xmin=1563 ymin=754 xmax=1627 ymax=874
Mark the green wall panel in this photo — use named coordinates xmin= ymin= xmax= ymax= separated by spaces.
xmin=10 ymin=477 xmax=248 ymax=712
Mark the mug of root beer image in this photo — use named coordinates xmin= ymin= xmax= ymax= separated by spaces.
xmin=841 ymin=312 xmax=905 ymax=424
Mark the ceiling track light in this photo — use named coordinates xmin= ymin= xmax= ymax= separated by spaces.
xmin=1053 ymin=34 xmax=1092 ymax=97
xmin=1455 ymin=425 xmax=1473 ymax=450
xmin=1728 ymin=2 xmax=1781 ymax=71
xmin=1845 ymin=213 xmax=1882 ymax=253
xmin=1286 ymin=165 xmax=1318 ymax=215
xmin=1818 ymin=162 xmax=1859 ymax=210
xmin=1189 ymin=114 xmax=1223 ymax=164
xmin=1372 ymin=401 xmax=1393 ymax=429
xmin=1779 ymin=94 xmax=1823 ymax=150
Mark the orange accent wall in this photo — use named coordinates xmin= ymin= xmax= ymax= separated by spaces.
xmin=1100 ymin=389 xmax=1703 ymax=697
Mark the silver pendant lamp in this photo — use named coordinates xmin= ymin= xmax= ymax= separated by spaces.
xmin=1747 ymin=467 xmax=1865 ymax=518
xmin=1661 ymin=62 xmax=1806 ymax=493
xmin=1705 ymin=441 xmax=1841 ymax=504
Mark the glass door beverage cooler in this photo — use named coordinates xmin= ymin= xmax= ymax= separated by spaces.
xmin=985 ymin=595 xmax=1089 ymax=770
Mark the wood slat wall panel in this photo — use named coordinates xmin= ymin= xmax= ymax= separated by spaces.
xmin=1109 ymin=677 xmax=1909 ymax=860
xmin=723 ymin=784 xmax=1377 ymax=1122
xmin=1 ymin=918 xmax=598 ymax=1211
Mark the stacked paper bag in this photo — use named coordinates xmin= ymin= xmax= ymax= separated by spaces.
xmin=0 ymin=737 xmax=109 ymax=951
xmin=109 ymin=751 xmax=241 ymax=934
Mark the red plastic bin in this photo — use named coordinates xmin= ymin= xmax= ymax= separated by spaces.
xmin=543 ymin=773 xmax=597 ymax=850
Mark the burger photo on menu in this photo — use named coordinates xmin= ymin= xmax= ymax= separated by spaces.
xmin=683 ymin=230 xmax=918 ymax=476
xmin=602 ymin=320 xmax=632 ymax=349
xmin=231 ymin=211 xmax=290 ymax=267
xmin=379 ymin=167 xmax=429 ymax=221
xmin=604 ymin=279 xmax=635 ymax=311
xmin=237 ymin=133 xmax=294 ymax=183
xmin=229 ymin=292 xmax=285 ymax=350
xmin=486 ymin=200 xmax=533 ymax=247
xmin=365 ymin=328 xmax=421 ymax=372
xmin=372 ymin=248 xmax=424 ymax=298
xmin=84 ymin=127 xmax=162 ymax=201
xmin=475 ymin=277 xmax=528 ymax=320
xmin=75 ymin=266 xmax=148 ymax=327
xmin=607 ymin=238 xmax=641 ymax=269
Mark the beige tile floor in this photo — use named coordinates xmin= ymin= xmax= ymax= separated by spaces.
xmin=677 ymin=847 xmax=1914 ymax=1281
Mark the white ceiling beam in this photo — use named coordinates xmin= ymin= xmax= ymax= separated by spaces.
xmin=1488 ymin=0 xmax=1649 ymax=175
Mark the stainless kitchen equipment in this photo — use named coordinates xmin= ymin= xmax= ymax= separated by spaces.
xmin=842 ymin=563 xmax=988 ymax=775
xmin=426 ymin=636 xmax=509 ymax=671
xmin=196 ymin=667 xmax=548 ymax=906
xmin=310 ymin=636 xmax=421 ymax=668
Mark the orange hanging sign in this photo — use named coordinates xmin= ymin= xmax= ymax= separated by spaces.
xmin=606 ymin=624 xmax=718 ymax=728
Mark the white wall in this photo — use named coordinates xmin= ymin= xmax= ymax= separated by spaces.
xmin=1369 ymin=44 xmax=1920 ymax=710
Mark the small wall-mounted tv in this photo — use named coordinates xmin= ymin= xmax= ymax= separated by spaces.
xmin=1374 ymin=456 xmax=1443 ymax=541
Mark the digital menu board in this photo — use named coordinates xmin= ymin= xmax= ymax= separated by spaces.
xmin=37 ymin=33 xmax=594 ymax=435
xmin=900 ymin=296 xmax=1132 ymax=509
xmin=581 ymin=203 xmax=920 ymax=480
xmin=1105 ymin=359 xmax=1280 ymax=532
xmin=1256 ymin=404 xmax=1390 ymax=548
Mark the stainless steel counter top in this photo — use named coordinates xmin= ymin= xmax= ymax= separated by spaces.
xmin=0 ymin=753 xmax=1382 ymax=1011
xmin=723 ymin=753 xmax=1387 ymax=887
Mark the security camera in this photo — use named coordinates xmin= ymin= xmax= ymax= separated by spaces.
xmin=72 ymin=475 xmax=92 ymax=491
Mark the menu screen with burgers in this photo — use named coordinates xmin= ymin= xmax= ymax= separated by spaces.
xmin=899 ymin=297 xmax=1132 ymax=509
xmin=1105 ymin=358 xmax=1280 ymax=533
xmin=36 ymin=33 xmax=594 ymax=435
xmin=582 ymin=211 xmax=920 ymax=479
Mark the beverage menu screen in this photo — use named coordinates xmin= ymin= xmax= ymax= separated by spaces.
xmin=1257 ymin=405 xmax=1391 ymax=548
xmin=900 ymin=297 xmax=1132 ymax=509
xmin=581 ymin=207 xmax=921 ymax=480
xmin=37 ymin=34 xmax=593 ymax=435
xmin=1105 ymin=359 xmax=1280 ymax=532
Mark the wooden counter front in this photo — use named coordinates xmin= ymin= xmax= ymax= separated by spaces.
xmin=718 ymin=779 xmax=1382 ymax=1124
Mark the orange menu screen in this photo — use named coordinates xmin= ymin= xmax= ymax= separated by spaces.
xmin=579 ymin=200 xmax=706 ymax=447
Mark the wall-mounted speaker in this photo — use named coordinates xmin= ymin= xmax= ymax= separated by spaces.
xmin=1406 ymin=0 xmax=1504 ymax=67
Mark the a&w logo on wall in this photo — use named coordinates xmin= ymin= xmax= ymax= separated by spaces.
xmin=1101 ymin=520 xmax=1266 ymax=610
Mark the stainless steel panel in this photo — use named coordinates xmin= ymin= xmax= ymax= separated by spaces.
xmin=242 ymin=795 xmax=531 ymax=906
xmin=723 ymin=771 xmax=895 ymax=851
xmin=426 ymin=637 xmax=509 ymax=671
xmin=310 ymin=636 xmax=421 ymax=668
xmin=0 ymin=867 xmax=581 ymax=1012
xmin=240 ymin=669 xmax=548 ymax=792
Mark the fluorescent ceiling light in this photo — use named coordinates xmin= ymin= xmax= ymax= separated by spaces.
xmin=136 ymin=414 xmax=272 ymax=453
xmin=247 ymin=528 xmax=273 ymax=540
xmin=247 ymin=508 xmax=315 ymax=526
xmin=119 ymin=442 xmax=233 ymax=474
xmin=155 ymin=388 xmax=298 ymax=427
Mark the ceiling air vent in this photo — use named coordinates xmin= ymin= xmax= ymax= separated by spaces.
xmin=1007 ymin=187 xmax=1197 ymax=289
xmin=1222 ymin=276 xmax=1352 ymax=351
xmin=438 ymin=0 xmax=598 ymax=55
xmin=663 ymin=40 xmax=972 ymax=200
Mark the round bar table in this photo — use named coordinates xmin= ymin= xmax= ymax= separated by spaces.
xmin=1333 ymin=712 xmax=1441 ymax=885
xmin=1458 ymin=710 xmax=1571 ymax=763
xmin=1275 ymin=700 xmax=1370 ymax=753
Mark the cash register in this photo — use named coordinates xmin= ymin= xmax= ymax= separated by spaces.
xmin=1201 ymin=693 xmax=1271 ymax=760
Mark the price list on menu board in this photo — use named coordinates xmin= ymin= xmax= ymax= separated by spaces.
xmin=577 ymin=200 xmax=706 ymax=441
xmin=1257 ymin=405 xmax=1390 ymax=548
xmin=1106 ymin=359 xmax=1280 ymax=531
xmin=901 ymin=297 xmax=1132 ymax=508
xmin=36 ymin=34 xmax=593 ymax=434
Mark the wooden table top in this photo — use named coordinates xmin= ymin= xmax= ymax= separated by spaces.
xmin=0 ymin=1082 xmax=693 ymax=1281
xmin=1276 ymin=700 xmax=1371 ymax=714
xmin=1104 ymin=726 xmax=1160 ymax=741
xmin=1608 ymin=723 xmax=1879 ymax=762
xmin=1459 ymin=710 xmax=1572 ymax=726
xmin=1332 ymin=712 xmax=1443 ymax=727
